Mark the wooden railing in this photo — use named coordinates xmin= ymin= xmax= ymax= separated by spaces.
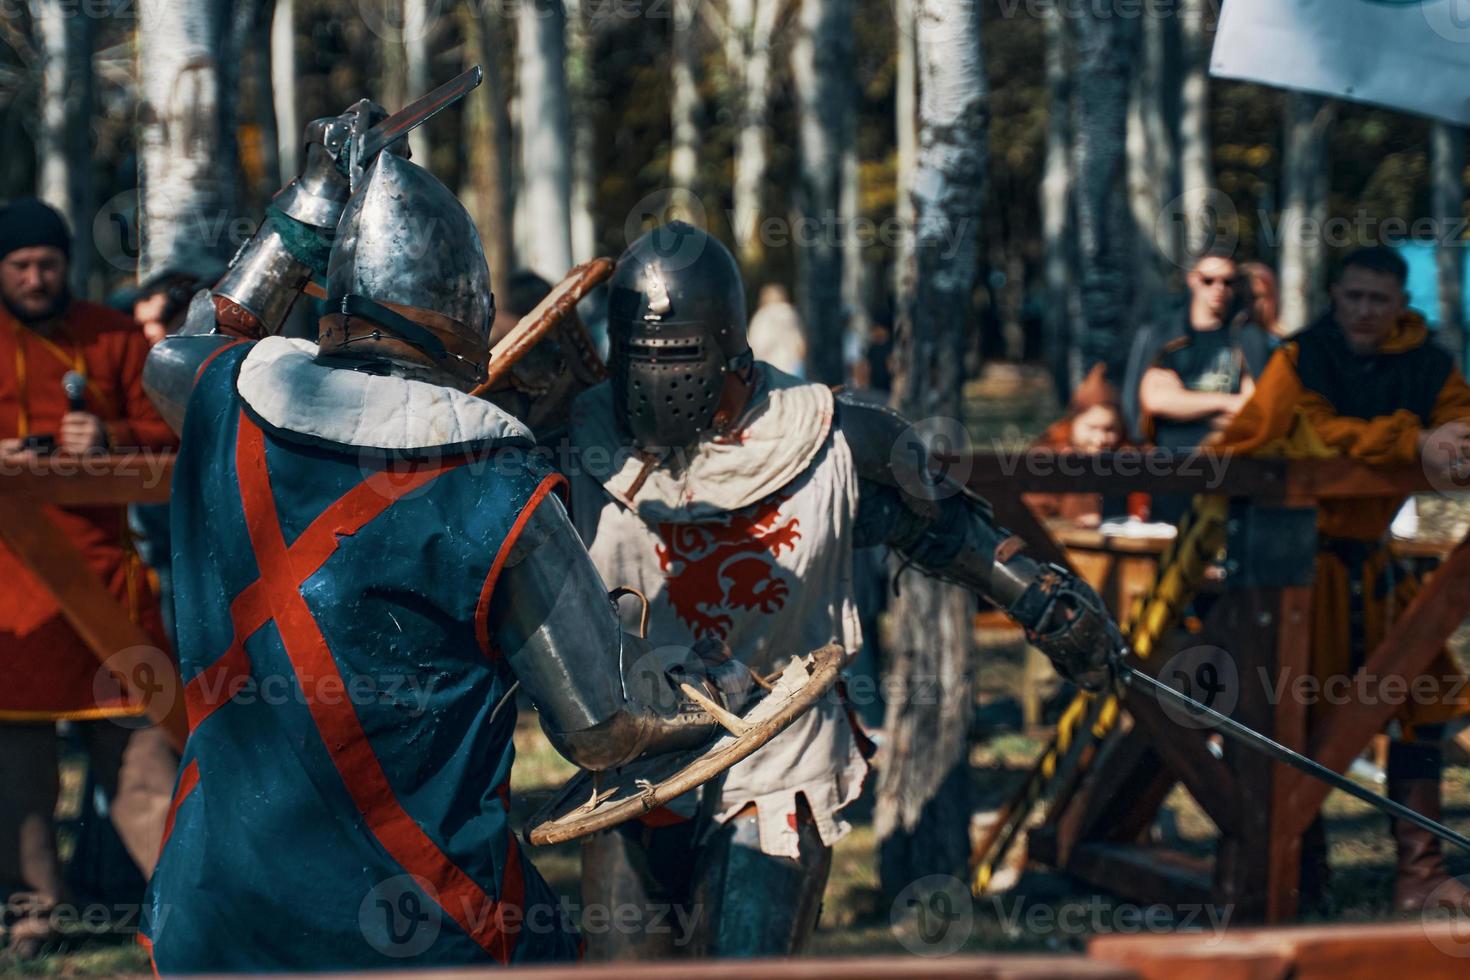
xmin=963 ymin=451 xmax=1470 ymax=923
xmin=0 ymin=452 xmax=185 ymax=747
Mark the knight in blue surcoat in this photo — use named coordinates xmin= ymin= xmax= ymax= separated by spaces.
xmin=137 ymin=106 xmax=738 ymax=973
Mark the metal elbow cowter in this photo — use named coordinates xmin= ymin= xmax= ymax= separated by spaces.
xmin=487 ymin=491 xmax=732 ymax=771
xmin=142 ymin=330 xmax=242 ymax=435
xmin=838 ymin=391 xmax=1026 ymax=602
xmin=838 ymin=393 xmax=1120 ymax=690
xmin=543 ymin=675 xmax=725 ymax=773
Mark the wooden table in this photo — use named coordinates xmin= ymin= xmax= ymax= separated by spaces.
xmin=231 ymin=919 xmax=1469 ymax=978
xmin=1049 ymin=520 xmax=1453 ymax=622
xmin=0 ymin=452 xmax=185 ymax=747
xmin=1049 ymin=525 xmax=1172 ymax=622
xmin=1090 ymin=919 xmax=1470 ymax=979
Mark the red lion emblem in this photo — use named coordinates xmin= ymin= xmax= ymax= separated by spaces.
xmin=654 ymin=496 xmax=801 ymax=640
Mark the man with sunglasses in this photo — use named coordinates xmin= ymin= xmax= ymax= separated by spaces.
xmin=1134 ymin=250 xmax=1273 ymax=524
xmin=1139 ymin=250 xmax=1273 ymax=450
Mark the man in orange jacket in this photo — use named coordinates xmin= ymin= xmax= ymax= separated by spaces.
xmin=1217 ymin=246 xmax=1470 ymax=914
xmin=0 ymin=198 xmax=179 ymax=955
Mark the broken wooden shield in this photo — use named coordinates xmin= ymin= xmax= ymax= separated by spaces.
xmin=468 ymin=256 xmax=612 ymax=398
xmin=528 ymin=642 xmax=846 ymax=845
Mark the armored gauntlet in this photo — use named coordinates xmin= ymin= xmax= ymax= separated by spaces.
xmin=1003 ymin=564 xmax=1120 ymax=692
xmin=841 ymin=394 xmax=1122 ymax=690
xmin=213 ymin=100 xmax=401 ymax=338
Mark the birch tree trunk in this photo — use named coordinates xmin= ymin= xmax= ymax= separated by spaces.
xmin=669 ymin=0 xmax=699 ymax=203
xmin=841 ymin=132 xmax=868 ymax=348
xmin=1178 ymin=0 xmax=1213 ymax=259
xmin=271 ymin=0 xmax=298 ymax=178
xmin=730 ymin=0 xmax=778 ymax=269
xmin=137 ymin=0 xmax=237 ymax=278
xmin=877 ymin=0 xmax=986 ymax=896
xmin=724 ymin=0 xmax=750 ymax=246
xmin=1432 ymin=122 xmax=1465 ymax=356
xmin=790 ymin=0 xmax=852 ymax=386
xmin=893 ymin=0 xmax=917 ymax=319
xmin=379 ymin=0 xmax=407 ymax=126
xmin=461 ymin=1 xmax=516 ymax=287
xmin=1041 ymin=0 xmax=1074 ymax=399
xmin=1125 ymin=37 xmax=1163 ymax=321
xmin=566 ymin=0 xmax=596 ymax=262
xmin=1071 ymin=5 xmax=1137 ymax=378
xmin=1278 ymin=92 xmax=1335 ymax=335
xmin=32 ymin=0 xmax=93 ymax=291
xmin=404 ymin=0 xmax=430 ymax=162
xmin=1128 ymin=2 xmax=1179 ymax=298
xmin=517 ymin=0 xmax=573 ymax=279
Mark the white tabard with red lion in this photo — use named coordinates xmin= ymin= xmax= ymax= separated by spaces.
xmin=567 ymin=364 xmax=867 ymax=859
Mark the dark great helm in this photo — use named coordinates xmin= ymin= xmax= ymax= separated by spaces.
xmin=317 ymin=152 xmax=492 ymax=390
xmin=607 ymin=222 xmax=752 ymax=450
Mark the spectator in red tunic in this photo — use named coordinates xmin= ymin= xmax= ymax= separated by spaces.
xmin=0 ymin=198 xmax=179 ymax=956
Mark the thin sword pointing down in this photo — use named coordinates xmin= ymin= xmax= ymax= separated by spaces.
xmin=1116 ymin=660 xmax=1470 ymax=854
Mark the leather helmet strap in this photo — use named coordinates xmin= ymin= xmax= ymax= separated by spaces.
xmin=711 ymin=349 xmax=755 ymax=434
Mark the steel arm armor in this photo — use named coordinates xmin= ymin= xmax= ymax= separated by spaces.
xmin=209 ymin=223 xmax=315 ymax=339
xmin=841 ymin=395 xmax=1119 ymax=689
xmin=488 ymin=492 xmax=739 ymax=770
xmin=142 ymin=304 xmax=240 ymax=434
xmin=143 ymin=101 xmax=407 ymax=433
xmin=212 ymin=113 xmax=357 ymax=339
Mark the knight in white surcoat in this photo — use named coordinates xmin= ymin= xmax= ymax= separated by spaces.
xmin=565 ymin=222 xmax=1123 ymax=958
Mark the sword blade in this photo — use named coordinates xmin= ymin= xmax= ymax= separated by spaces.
xmin=358 ymin=65 xmax=484 ymax=163
xmin=1120 ymin=664 xmax=1470 ymax=854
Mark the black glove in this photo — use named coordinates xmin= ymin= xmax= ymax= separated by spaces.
xmin=1009 ymin=565 xmax=1122 ymax=692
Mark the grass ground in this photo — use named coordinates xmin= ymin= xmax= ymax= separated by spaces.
xmin=19 ymin=646 xmax=1470 ymax=976
xmin=11 ymin=362 xmax=1470 ymax=973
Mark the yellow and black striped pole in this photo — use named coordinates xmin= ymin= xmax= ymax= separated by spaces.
xmin=970 ymin=495 xmax=1230 ymax=895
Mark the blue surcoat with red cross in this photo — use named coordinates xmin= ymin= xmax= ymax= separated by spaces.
xmin=142 ymin=340 xmax=578 ymax=972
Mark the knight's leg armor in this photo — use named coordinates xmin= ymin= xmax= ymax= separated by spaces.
xmin=580 ymin=821 xmax=700 ymax=961
xmin=688 ymin=802 xmax=832 ymax=957
xmin=582 ymin=803 xmax=831 ymax=961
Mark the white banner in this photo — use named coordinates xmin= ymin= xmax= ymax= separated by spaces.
xmin=1211 ymin=0 xmax=1470 ymax=125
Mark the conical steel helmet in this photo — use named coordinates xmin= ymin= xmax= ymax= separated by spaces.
xmin=319 ymin=152 xmax=493 ymax=388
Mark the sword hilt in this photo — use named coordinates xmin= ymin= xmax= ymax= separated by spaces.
xmin=349 ymin=66 xmax=484 ymax=190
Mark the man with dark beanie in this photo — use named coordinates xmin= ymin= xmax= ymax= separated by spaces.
xmin=0 ymin=197 xmax=179 ymax=957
